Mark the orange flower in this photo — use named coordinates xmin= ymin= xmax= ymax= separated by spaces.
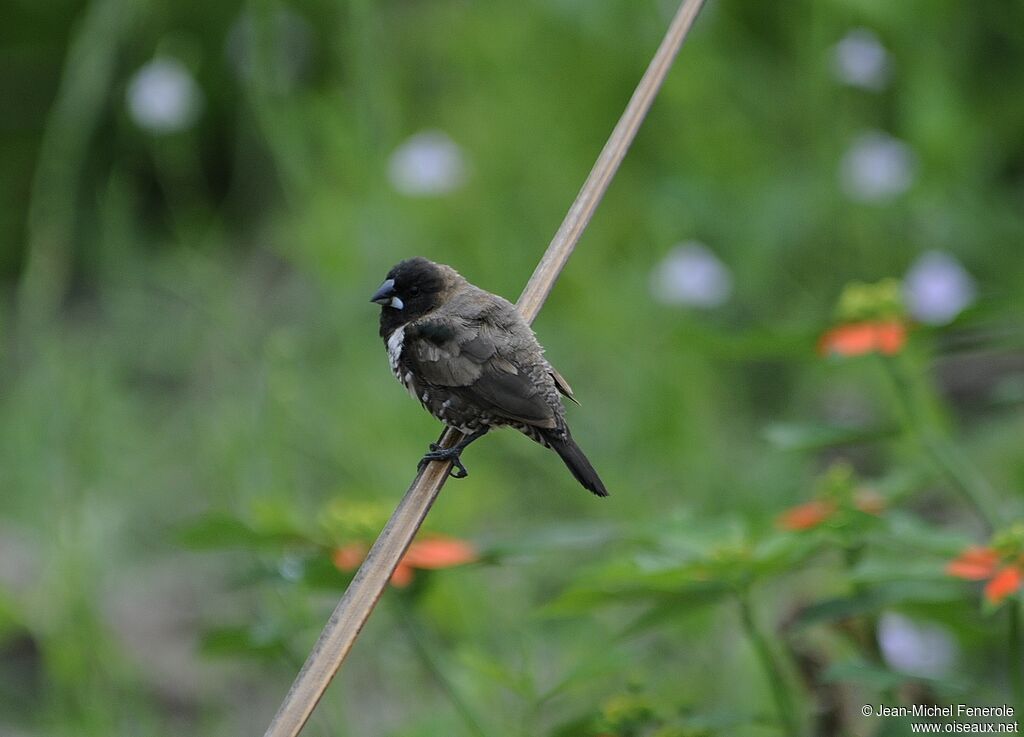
xmin=818 ymin=320 xmax=906 ymax=358
xmin=390 ymin=562 xmax=416 ymax=588
xmin=946 ymin=546 xmax=999 ymax=581
xmin=947 ymin=545 xmax=1024 ymax=606
xmin=777 ymin=500 xmax=837 ymax=531
xmin=332 ymin=543 xmax=367 ymax=571
xmin=985 ymin=567 xmax=1023 ymax=605
xmin=401 ymin=537 xmax=478 ymax=569
xmin=332 ymin=535 xmax=478 ymax=588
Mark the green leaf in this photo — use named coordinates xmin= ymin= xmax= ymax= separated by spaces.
xmin=848 ymin=559 xmax=954 ymax=586
xmin=674 ymin=322 xmax=818 ymax=361
xmin=793 ymin=592 xmax=886 ymax=627
xmin=458 ymin=650 xmax=533 ymax=697
xmin=178 ymin=514 xmax=265 ymax=549
xmin=548 ymin=713 xmax=598 ymax=737
xmin=822 ymin=657 xmax=968 ymax=693
xmin=199 ymin=624 xmax=287 ymax=660
xmin=794 ymin=582 xmax=966 ymax=628
xmin=618 ymin=591 xmax=733 ymax=636
xmin=821 ymin=658 xmax=908 ymax=690
xmin=869 ymin=512 xmax=973 ymax=556
xmin=546 ymin=578 xmax=733 ymax=618
xmin=177 ymin=513 xmax=309 ymax=551
xmin=296 ymin=553 xmax=352 ymax=589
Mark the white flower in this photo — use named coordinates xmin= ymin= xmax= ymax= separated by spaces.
xmin=878 ymin=612 xmax=957 ymax=678
xmin=387 ymin=130 xmax=468 ymax=196
xmin=832 ymin=28 xmax=890 ymax=91
xmin=649 ymin=242 xmax=733 ymax=308
xmin=903 ymin=250 xmax=976 ymax=325
xmin=126 ymin=57 xmax=202 ymax=134
xmin=840 ymin=131 xmax=915 ymax=202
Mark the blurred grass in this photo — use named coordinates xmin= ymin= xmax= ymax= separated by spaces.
xmin=1 ymin=0 xmax=1023 ymax=735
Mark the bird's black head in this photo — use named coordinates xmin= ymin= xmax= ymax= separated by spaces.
xmin=372 ymin=257 xmax=457 ymax=335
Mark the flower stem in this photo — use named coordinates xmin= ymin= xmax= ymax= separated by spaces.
xmin=881 ymin=356 xmax=999 ymax=530
xmin=1010 ymin=600 xmax=1023 ymax=714
xmin=394 ymin=597 xmax=489 ymax=737
xmin=737 ymin=590 xmax=803 ymax=736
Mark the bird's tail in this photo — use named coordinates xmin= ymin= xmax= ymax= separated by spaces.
xmin=541 ymin=428 xmax=609 ymax=497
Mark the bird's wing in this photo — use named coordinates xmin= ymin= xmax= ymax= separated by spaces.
xmin=404 ymin=312 xmax=558 ymax=427
xmin=403 ymin=317 xmax=492 ymax=386
xmin=549 ymin=365 xmax=579 ymax=405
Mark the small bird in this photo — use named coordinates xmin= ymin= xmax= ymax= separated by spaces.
xmin=371 ymin=257 xmax=608 ymax=497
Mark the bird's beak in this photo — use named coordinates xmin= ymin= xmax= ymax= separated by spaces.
xmin=370 ymin=279 xmax=404 ymax=310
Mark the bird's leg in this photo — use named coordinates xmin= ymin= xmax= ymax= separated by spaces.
xmin=418 ymin=429 xmax=489 ymax=479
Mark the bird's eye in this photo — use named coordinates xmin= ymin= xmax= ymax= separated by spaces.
xmin=408 ymin=285 xmax=421 ymax=296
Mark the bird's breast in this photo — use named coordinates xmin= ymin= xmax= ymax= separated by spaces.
xmin=386 ymin=325 xmax=420 ymax=402
xmin=386 ymin=325 xmax=405 ymax=379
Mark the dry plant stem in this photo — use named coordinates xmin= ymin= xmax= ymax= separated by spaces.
xmin=263 ymin=1 xmax=706 ymax=735
xmin=515 ymin=0 xmax=705 ymax=321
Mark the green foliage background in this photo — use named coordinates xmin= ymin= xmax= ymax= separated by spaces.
xmin=1 ymin=0 xmax=1022 ymax=735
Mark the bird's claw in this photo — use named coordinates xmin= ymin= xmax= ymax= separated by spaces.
xmin=418 ymin=447 xmax=470 ymax=479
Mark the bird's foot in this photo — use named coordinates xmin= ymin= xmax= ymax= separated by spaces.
xmin=418 ymin=446 xmax=469 ymax=479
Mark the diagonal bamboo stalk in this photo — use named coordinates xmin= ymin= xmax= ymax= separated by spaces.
xmin=263 ymin=1 xmax=706 ymax=734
